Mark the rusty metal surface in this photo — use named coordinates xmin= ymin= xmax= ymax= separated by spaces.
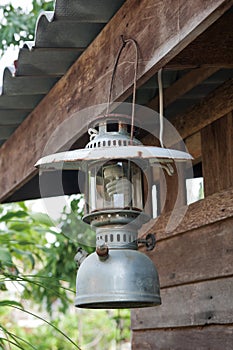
xmin=35 ymin=145 xmax=193 ymax=171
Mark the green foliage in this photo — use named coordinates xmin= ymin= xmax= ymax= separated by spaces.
xmin=0 ymin=196 xmax=130 ymax=350
xmin=0 ymin=0 xmax=54 ymax=55
xmin=0 ymin=199 xmax=86 ymax=349
xmin=0 ymin=197 xmax=94 ymax=315
xmin=0 ymin=304 xmax=81 ymax=349
xmin=0 ymin=201 xmax=67 ymax=312
xmin=0 ymin=308 xmax=130 ymax=350
xmin=0 ymin=300 xmax=23 ymax=308
xmin=59 ymin=195 xmax=96 ymax=253
xmin=0 ymin=203 xmax=49 ymax=295
xmin=0 ymin=198 xmax=130 ymax=349
xmin=22 ymin=196 xmax=95 ymax=315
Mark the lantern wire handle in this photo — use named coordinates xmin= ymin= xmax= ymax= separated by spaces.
xmin=158 ymin=68 xmax=164 ymax=148
xmin=106 ymin=35 xmax=139 ymax=144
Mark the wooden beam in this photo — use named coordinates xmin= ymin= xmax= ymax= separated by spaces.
xmin=132 ymin=326 xmax=233 ymax=350
xmin=139 ymin=186 xmax=233 ymax=241
xmin=166 ymin=9 xmax=233 ymax=69
xmin=0 ymin=0 xmax=232 ymax=202
xmin=165 ymin=78 xmax=233 ymax=144
xmin=142 ymin=79 xmax=233 ymax=163
xmin=132 ymin=276 xmax=233 ymax=329
xmin=148 ymin=66 xmax=219 ymax=111
xmin=201 ymin=113 xmax=233 ymax=196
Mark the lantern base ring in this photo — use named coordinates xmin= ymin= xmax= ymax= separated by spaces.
xmin=83 ymin=209 xmax=150 ymax=226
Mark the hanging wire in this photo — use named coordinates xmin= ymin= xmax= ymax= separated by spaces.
xmin=158 ymin=68 xmax=164 ymax=148
xmin=106 ymin=35 xmax=139 ymax=144
xmin=106 ymin=38 xmax=126 ymax=116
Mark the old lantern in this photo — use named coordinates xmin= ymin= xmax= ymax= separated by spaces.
xmin=35 ymin=38 xmax=192 ymax=309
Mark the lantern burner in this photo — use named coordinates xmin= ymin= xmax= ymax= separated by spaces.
xmin=84 ymin=209 xmax=149 ymax=250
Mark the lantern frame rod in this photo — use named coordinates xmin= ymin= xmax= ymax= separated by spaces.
xmin=158 ymin=69 xmax=164 ymax=148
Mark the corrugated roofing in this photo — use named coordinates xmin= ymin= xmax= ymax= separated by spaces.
xmin=0 ymin=0 xmax=126 ymax=146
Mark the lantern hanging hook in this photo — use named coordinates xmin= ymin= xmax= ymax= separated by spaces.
xmin=106 ymin=35 xmax=139 ymax=144
xmin=160 ymin=163 xmax=175 ymax=176
xmin=88 ymin=127 xmax=98 ymax=141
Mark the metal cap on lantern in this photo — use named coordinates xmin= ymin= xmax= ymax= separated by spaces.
xmin=35 ymin=37 xmax=192 ymax=309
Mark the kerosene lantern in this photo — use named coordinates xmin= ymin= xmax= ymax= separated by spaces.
xmin=35 ymin=38 xmax=192 ymax=309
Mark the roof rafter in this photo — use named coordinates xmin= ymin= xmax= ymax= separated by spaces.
xmin=169 ymin=78 xmax=233 ymax=140
xmin=147 ymin=66 xmax=220 ymax=111
xmin=143 ymin=78 xmax=233 ymax=160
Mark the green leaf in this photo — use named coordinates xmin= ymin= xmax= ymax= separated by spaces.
xmin=11 ymin=248 xmax=35 ymax=269
xmin=0 ymin=326 xmax=38 ymax=350
xmin=0 ymin=233 xmax=13 ymax=242
xmin=0 ymin=300 xmax=23 ymax=308
xmin=30 ymin=212 xmax=53 ymax=226
xmin=18 ymin=202 xmax=27 ymax=211
xmin=0 ymin=337 xmax=24 ymax=350
xmin=8 ymin=222 xmax=30 ymax=231
xmin=0 ymin=210 xmax=28 ymax=222
xmin=0 ymin=248 xmax=12 ymax=265
xmin=0 ymin=282 xmax=7 ymax=291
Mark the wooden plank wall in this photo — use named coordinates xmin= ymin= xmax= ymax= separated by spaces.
xmin=131 ymin=206 xmax=233 ymax=349
xmin=131 ymin=112 xmax=233 ymax=349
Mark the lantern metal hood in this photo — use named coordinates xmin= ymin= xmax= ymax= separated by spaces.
xmin=35 ymin=38 xmax=192 ymax=309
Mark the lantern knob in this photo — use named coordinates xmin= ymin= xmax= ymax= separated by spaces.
xmin=96 ymin=239 xmax=109 ymax=260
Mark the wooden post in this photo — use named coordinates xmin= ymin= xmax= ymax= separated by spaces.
xmin=159 ymin=162 xmax=186 ymax=215
xmin=201 ymin=112 xmax=233 ymax=196
xmin=155 ymin=134 xmax=188 ymax=214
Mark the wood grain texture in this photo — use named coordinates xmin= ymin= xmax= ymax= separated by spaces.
xmin=201 ymin=113 xmax=233 ymax=196
xmin=139 ymin=186 xmax=233 ymax=241
xmin=147 ymin=217 xmax=233 ymax=288
xmin=132 ymin=326 xmax=233 ymax=350
xmin=142 ymin=81 xmax=233 ymax=163
xmin=185 ymin=132 xmax=201 ymax=162
xmin=0 ymin=0 xmax=232 ymax=201
xmin=159 ymin=163 xmax=186 ymax=214
xmin=166 ymin=79 xmax=233 ymax=144
xmin=132 ymin=277 xmax=233 ymax=330
xmin=167 ymin=8 xmax=233 ymax=69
